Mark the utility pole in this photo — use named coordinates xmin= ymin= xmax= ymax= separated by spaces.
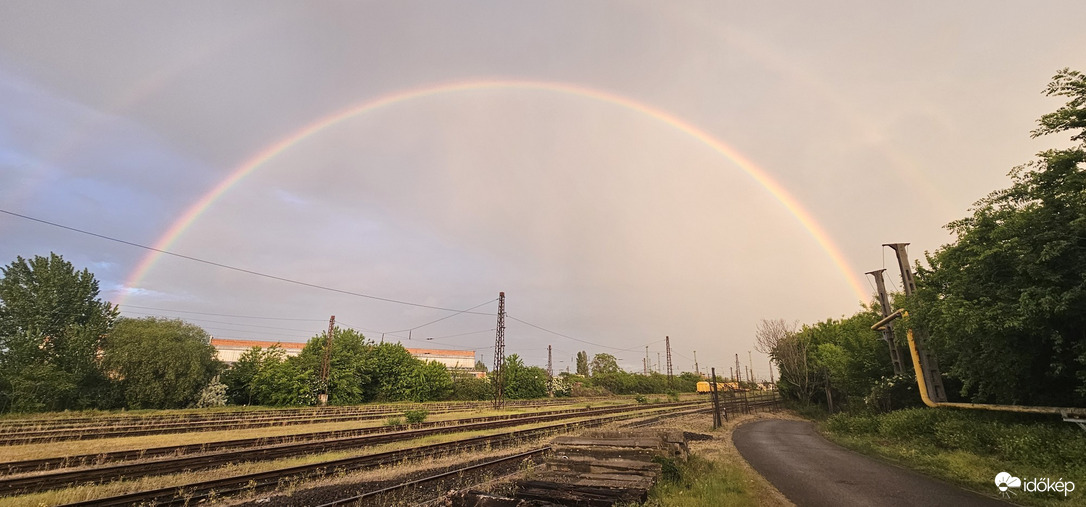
xmin=645 ymin=346 xmax=650 ymax=375
xmin=867 ymin=269 xmax=906 ymax=375
xmin=769 ymin=360 xmax=775 ymax=385
xmin=693 ymin=350 xmax=699 ymax=376
xmin=885 ymin=243 xmax=947 ymax=402
xmin=735 ymin=354 xmax=742 ymax=385
xmin=319 ymin=315 xmax=335 ymax=406
xmin=710 ymin=367 xmax=724 ymax=428
xmin=657 ymin=352 xmax=661 ymax=374
xmin=748 ymin=350 xmax=754 ymax=384
xmin=665 ymin=336 xmax=673 ymax=386
xmin=493 ymin=292 xmax=506 ymax=409
xmin=547 ymin=345 xmax=553 ymax=397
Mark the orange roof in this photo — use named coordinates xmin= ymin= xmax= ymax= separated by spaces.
xmin=210 ymin=338 xmax=306 ymax=350
xmin=404 ymin=348 xmax=475 ymax=357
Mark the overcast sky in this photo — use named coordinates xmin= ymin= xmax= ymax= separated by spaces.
xmin=2 ymin=1 xmax=1084 ymax=376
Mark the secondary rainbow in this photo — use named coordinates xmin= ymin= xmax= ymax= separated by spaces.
xmin=122 ymin=79 xmax=868 ymax=302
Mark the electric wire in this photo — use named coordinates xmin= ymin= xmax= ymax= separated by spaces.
xmin=0 ymin=209 xmax=492 ymax=314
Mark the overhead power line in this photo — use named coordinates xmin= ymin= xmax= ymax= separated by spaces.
xmin=506 ymin=314 xmax=658 ymax=353
xmin=0 ymin=209 xmax=492 ymax=314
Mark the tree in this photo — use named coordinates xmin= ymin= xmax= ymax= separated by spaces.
xmin=221 ymin=346 xmax=267 ymax=405
xmin=251 ymin=346 xmax=315 ymax=406
xmin=409 ymin=360 xmax=454 ymax=402
xmin=474 ymin=360 xmax=487 ymax=373
xmin=503 ymin=354 xmax=548 ymax=399
xmin=362 ymin=343 xmax=421 ymax=402
xmin=0 ymin=253 xmax=118 ymax=412
xmin=575 ymin=351 xmax=589 ymax=376
xmin=296 ymin=327 xmax=370 ymax=405
xmin=913 ymin=69 xmax=1086 ymax=405
xmin=589 ymin=353 xmax=620 ymax=376
xmin=102 ymin=317 xmax=223 ymax=409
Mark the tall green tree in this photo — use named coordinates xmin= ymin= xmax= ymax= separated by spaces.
xmin=409 ymin=360 xmax=454 ymax=402
xmin=503 ymin=354 xmax=548 ymax=399
xmin=575 ymin=351 xmax=589 ymax=376
xmin=0 ymin=253 xmax=118 ymax=412
xmin=362 ymin=342 xmax=421 ymax=402
xmin=914 ymin=68 xmax=1086 ymax=405
xmin=589 ymin=353 xmax=620 ymax=376
xmin=102 ymin=317 xmax=223 ymax=409
xmin=296 ymin=327 xmax=371 ymax=405
xmin=251 ymin=347 xmax=315 ymax=406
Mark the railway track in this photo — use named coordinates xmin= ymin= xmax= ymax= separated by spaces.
xmin=0 ymin=401 xmax=707 ymax=496
xmin=50 ymin=403 xmax=705 ymax=506
xmin=0 ymin=404 xmax=631 ymax=474
xmin=0 ymin=398 xmax=614 ymax=445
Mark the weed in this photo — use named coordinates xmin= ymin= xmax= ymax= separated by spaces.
xmin=385 ymin=416 xmax=404 ymax=427
xmin=634 ymin=394 xmax=648 ymax=404
xmin=404 ymin=409 xmax=428 ymax=424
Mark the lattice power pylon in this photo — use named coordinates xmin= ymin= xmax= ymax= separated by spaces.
xmin=665 ymin=336 xmax=673 ymax=386
xmin=492 ymin=292 xmax=506 ymax=409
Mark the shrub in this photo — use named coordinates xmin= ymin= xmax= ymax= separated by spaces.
xmin=385 ymin=416 xmax=404 ymax=426
xmin=634 ymin=394 xmax=648 ymax=404
xmin=825 ymin=413 xmax=879 ymax=435
xmin=404 ymin=409 xmax=428 ymax=424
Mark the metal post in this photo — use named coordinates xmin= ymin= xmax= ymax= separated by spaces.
xmin=710 ymin=367 xmax=724 ymax=428
xmin=319 ymin=315 xmax=335 ymax=406
xmin=547 ymin=345 xmax=553 ymax=397
xmin=693 ymin=350 xmax=699 ymax=376
xmin=493 ymin=292 xmax=506 ymax=409
xmin=665 ymin=336 xmax=674 ymax=386
xmin=867 ymin=269 xmax=906 ymax=375
xmin=885 ymin=243 xmax=947 ymax=402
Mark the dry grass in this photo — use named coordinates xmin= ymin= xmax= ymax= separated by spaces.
xmin=641 ymin=410 xmax=800 ymax=507
xmin=0 ymin=402 xmax=606 ymax=463
xmin=2 ymin=407 xmax=630 ymax=506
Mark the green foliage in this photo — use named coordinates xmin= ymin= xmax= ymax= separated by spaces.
xmin=450 ymin=372 xmax=491 ymax=401
xmin=250 ymin=346 xmax=316 ymax=406
xmin=502 ymin=354 xmax=548 ymax=399
xmin=363 ymin=342 xmax=422 ymax=402
xmin=651 ymin=455 xmax=682 ymax=483
xmin=589 ymin=353 xmax=620 ymax=376
xmin=912 ymin=68 xmax=1086 ymax=405
xmin=0 ymin=253 xmax=118 ymax=412
xmin=409 ymin=360 xmax=453 ymax=402
xmin=385 ymin=416 xmax=404 ymax=426
xmin=647 ymin=454 xmax=758 ymax=505
xmin=864 ymin=374 xmax=922 ymax=412
xmin=102 ymin=317 xmax=223 ymax=409
xmin=474 ymin=360 xmax=487 ymax=373
xmin=575 ymin=351 xmax=589 ymax=376
xmin=825 ymin=408 xmax=1086 ymax=485
xmin=221 ymin=346 xmax=268 ymax=405
xmin=403 ymin=408 xmax=428 ymax=424
xmin=194 ymin=376 xmax=228 ymax=408
xmin=634 ymin=394 xmax=648 ymax=404
xmin=549 ymin=375 xmax=571 ymax=397
xmin=296 ymin=327 xmax=370 ymax=405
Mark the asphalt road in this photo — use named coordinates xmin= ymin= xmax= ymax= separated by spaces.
xmin=732 ymin=419 xmax=1012 ymax=507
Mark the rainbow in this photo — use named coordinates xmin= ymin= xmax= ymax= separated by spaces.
xmin=122 ymin=79 xmax=868 ymax=302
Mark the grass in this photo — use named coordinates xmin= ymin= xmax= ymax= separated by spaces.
xmin=820 ymin=408 xmax=1086 ymax=507
xmin=3 ymin=404 xmax=647 ymax=506
xmin=642 ymin=411 xmax=794 ymax=507
xmin=0 ymin=403 xmax=604 ymax=462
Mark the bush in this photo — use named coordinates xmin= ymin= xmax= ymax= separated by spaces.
xmin=634 ymin=394 xmax=648 ymax=404
xmin=876 ymin=407 xmax=948 ymax=440
xmin=825 ymin=413 xmax=879 ymax=435
xmin=404 ymin=409 xmax=428 ymax=424
xmin=385 ymin=416 xmax=404 ymax=426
